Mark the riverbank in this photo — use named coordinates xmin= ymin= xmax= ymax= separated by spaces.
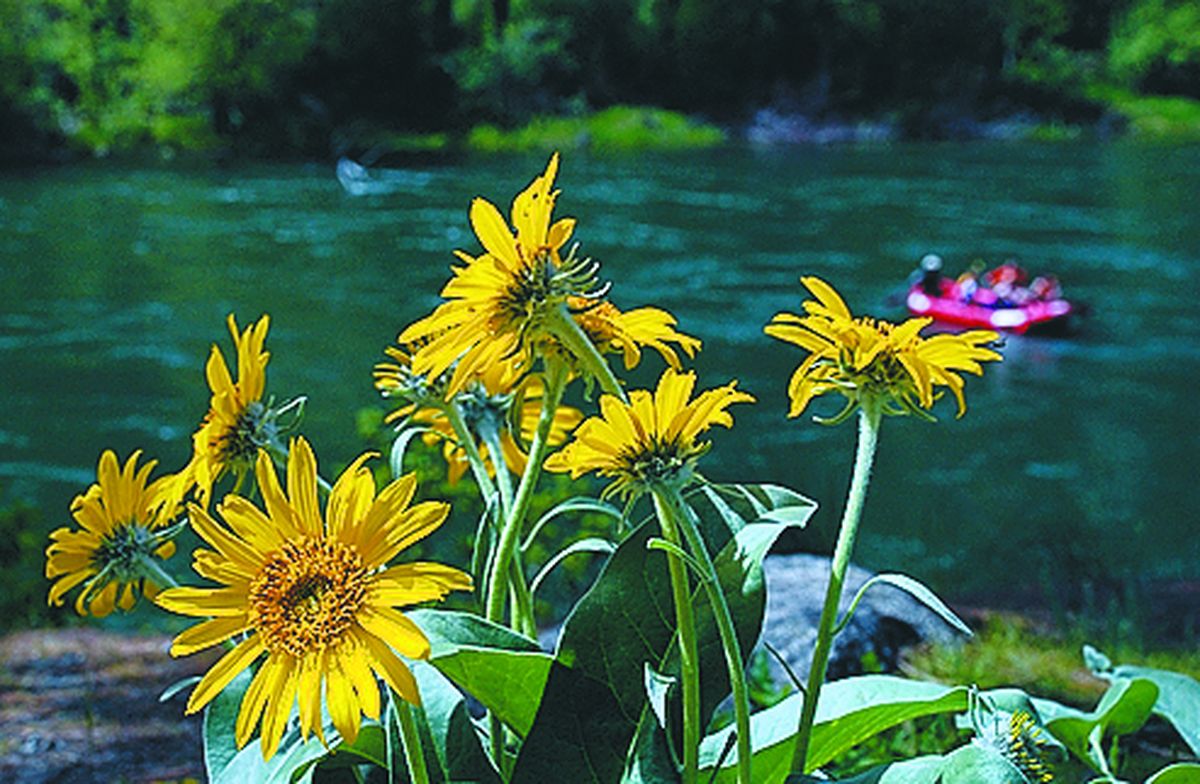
xmin=6 ymin=91 xmax=1200 ymax=168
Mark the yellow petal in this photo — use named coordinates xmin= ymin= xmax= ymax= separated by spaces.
xmin=358 ymin=631 xmax=421 ymax=706
xmin=287 ymin=437 xmax=323 ymax=538
xmin=356 ymin=606 xmax=431 ymax=659
xmin=171 ymin=615 xmax=251 ymax=656
xmin=185 ymin=635 xmax=265 ymax=714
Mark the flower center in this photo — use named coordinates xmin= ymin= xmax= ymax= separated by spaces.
xmin=623 ymin=439 xmax=704 ymax=488
xmin=91 ymin=522 xmax=157 ymax=580
xmin=249 ymin=538 xmax=367 ymax=657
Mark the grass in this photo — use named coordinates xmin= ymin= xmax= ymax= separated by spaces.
xmin=466 ymin=105 xmax=726 ymax=153
xmin=1089 ymin=85 xmax=1200 ymax=140
xmin=818 ymin=612 xmax=1200 ymax=780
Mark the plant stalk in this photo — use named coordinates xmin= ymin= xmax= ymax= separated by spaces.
xmin=652 ymin=489 xmax=701 ymax=784
xmin=790 ymin=400 xmax=882 ymax=775
xmin=484 ymin=356 xmax=569 ymax=626
xmin=657 ymin=487 xmax=753 ymax=784
xmin=396 ymin=699 xmax=431 ymax=784
xmin=544 ymin=303 xmax=627 ymax=403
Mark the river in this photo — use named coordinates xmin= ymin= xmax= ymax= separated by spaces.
xmin=3 ymin=143 xmax=1198 ymax=625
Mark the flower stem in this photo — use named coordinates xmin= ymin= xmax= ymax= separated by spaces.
xmin=443 ymin=402 xmax=501 ymax=509
xmin=790 ymin=401 xmax=883 ymax=775
xmin=482 ymin=357 xmax=568 ymax=774
xmin=652 ymin=489 xmax=701 ymax=784
xmin=477 ymin=419 xmax=516 ymax=518
xmin=476 ymin=420 xmax=537 ymax=638
xmin=486 ymin=357 xmax=568 ymax=625
xmin=396 ymin=699 xmax=431 ymax=784
xmin=658 ymin=487 xmax=753 ymax=784
xmin=544 ymin=304 xmax=627 ymax=403
xmin=137 ymin=554 xmax=180 ymax=591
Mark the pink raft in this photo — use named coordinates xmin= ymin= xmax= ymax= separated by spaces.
xmin=906 ymin=285 xmax=1075 ymax=335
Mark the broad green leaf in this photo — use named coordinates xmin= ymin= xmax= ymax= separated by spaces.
xmin=1030 ymin=677 xmax=1159 ymax=771
xmin=700 ymin=677 xmax=969 ymax=783
xmin=837 ymin=573 xmax=972 ymax=637
xmin=1107 ymin=662 xmax=1200 ymax=756
xmin=410 ymin=609 xmax=552 ymax=739
xmin=412 ymin=661 xmax=501 ymax=784
xmin=625 ymin=511 xmax=812 ymax=781
xmin=216 ymin=725 xmax=329 ymax=784
xmin=938 ymin=743 xmax=1028 ymax=783
xmin=785 ymin=753 xmax=944 ymax=783
xmin=516 ymin=482 xmax=812 ymax=784
xmin=204 ymin=666 xmax=252 ymax=782
xmin=644 ymin=663 xmax=675 ymax=731
xmin=293 ymin=725 xmax=387 ymax=780
xmin=696 ymin=482 xmax=818 ymax=535
xmin=1146 ymin=763 xmax=1200 ymax=783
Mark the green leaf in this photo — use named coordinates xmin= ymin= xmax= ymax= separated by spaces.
xmin=522 ymin=497 xmax=624 ymax=551
xmin=204 ymin=666 xmax=252 ymax=782
xmin=529 ymin=536 xmax=617 ymax=599
xmin=299 ymin=725 xmax=387 ymax=777
xmin=836 ymin=573 xmax=972 ymax=637
xmin=159 ymin=674 xmax=201 ymax=703
xmin=1030 ymin=677 xmax=1159 ymax=771
xmin=515 ymin=482 xmax=812 ymax=784
xmin=1146 ymin=763 xmax=1200 ymax=783
xmin=216 ymin=729 xmax=330 ymax=784
xmin=1106 ymin=661 xmax=1200 ymax=756
xmin=389 ymin=426 xmax=430 ymax=479
xmin=409 ymin=609 xmax=553 ymax=739
xmin=700 ymin=677 xmax=969 ymax=783
xmin=938 ymin=743 xmax=1029 ymax=783
xmin=644 ymin=663 xmax=676 ymax=731
xmin=412 ymin=660 xmax=502 ymax=784
xmin=696 ymin=482 xmax=818 ymax=534
xmin=785 ymin=753 xmax=944 ymax=783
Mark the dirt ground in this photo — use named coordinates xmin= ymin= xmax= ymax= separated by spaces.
xmin=0 ymin=628 xmax=218 ymax=784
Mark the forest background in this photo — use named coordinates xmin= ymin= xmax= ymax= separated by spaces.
xmin=1 ymin=0 xmax=1200 ymax=161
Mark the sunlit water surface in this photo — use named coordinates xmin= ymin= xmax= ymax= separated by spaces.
xmin=3 ymin=144 xmax=1198 ymax=618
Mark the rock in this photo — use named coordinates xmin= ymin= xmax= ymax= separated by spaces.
xmin=0 ymin=628 xmax=214 ymax=784
xmin=756 ymin=553 xmax=964 ymax=688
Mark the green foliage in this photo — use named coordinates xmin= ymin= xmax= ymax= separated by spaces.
xmin=0 ymin=486 xmax=58 ymax=631
xmin=467 ymin=106 xmax=725 ymax=153
xmin=1108 ymin=0 xmax=1200 ymax=97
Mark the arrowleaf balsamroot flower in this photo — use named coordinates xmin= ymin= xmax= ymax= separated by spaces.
xmin=374 ymin=342 xmax=582 ymax=484
xmin=46 ymin=450 xmax=178 ymax=616
xmin=764 ymin=276 xmax=1001 ymax=421
xmin=568 ymin=297 xmax=701 ymax=372
xmin=164 ymin=314 xmax=273 ymax=508
xmin=156 ymin=436 xmax=471 ymax=759
xmin=399 ymin=154 xmax=700 ymax=397
xmin=399 ymin=153 xmax=594 ymax=395
xmin=545 ymin=368 xmax=754 ymax=498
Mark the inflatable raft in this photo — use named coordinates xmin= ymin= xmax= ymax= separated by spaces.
xmin=906 ymin=285 xmax=1076 ymax=335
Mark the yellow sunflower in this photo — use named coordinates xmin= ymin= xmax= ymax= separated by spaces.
xmin=764 ymin=276 xmax=1001 ymax=420
xmin=46 ymin=450 xmax=178 ymax=616
xmin=164 ymin=314 xmax=272 ymax=509
xmin=545 ymin=369 xmax=754 ymax=498
xmin=414 ymin=376 xmax=584 ymax=485
xmin=568 ymin=297 xmax=701 ymax=372
xmin=375 ymin=345 xmax=581 ymax=484
xmin=399 ymin=153 xmax=587 ymax=396
xmin=156 ymin=436 xmax=471 ymax=759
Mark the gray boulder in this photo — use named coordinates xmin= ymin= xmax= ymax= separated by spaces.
xmin=756 ymin=553 xmax=964 ymax=687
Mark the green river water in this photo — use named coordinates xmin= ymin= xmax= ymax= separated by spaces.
xmin=2 ymin=143 xmax=1198 ymax=621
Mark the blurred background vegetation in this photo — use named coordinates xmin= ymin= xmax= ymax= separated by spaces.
xmin=2 ymin=0 xmax=1200 ymax=161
